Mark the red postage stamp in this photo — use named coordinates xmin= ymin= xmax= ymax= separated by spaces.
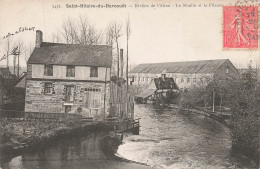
xmin=223 ymin=6 xmax=258 ymax=49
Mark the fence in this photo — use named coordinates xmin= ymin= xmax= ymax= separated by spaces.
xmin=0 ymin=109 xmax=82 ymax=121
xmin=110 ymin=82 xmax=134 ymax=119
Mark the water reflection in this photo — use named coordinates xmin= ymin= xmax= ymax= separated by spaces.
xmin=117 ymin=104 xmax=252 ymax=168
xmin=0 ymin=104 xmax=255 ymax=169
xmin=0 ymin=131 xmax=151 ymax=169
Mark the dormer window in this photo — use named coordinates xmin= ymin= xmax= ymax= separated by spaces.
xmin=226 ymin=66 xmax=230 ymax=74
xmin=44 ymin=65 xmax=53 ymax=76
xmin=66 ymin=65 xmax=75 ymax=77
xmin=90 ymin=66 xmax=98 ymax=77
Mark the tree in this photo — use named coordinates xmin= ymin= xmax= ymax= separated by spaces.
xmin=61 ymin=17 xmax=77 ymax=44
xmin=228 ymin=69 xmax=259 ymax=162
xmin=111 ymin=22 xmax=123 ymax=81
xmin=105 ymin=24 xmax=114 ymax=46
xmin=60 ymin=16 xmax=104 ymax=45
xmin=14 ymin=39 xmax=26 ymax=77
xmin=126 ymin=15 xmax=131 ymax=91
xmin=24 ymin=42 xmax=33 ymax=64
xmin=105 ymin=24 xmax=117 ymax=75
xmin=105 ymin=22 xmax=123 ymax=79
xmin=0 ymin=37 xmax=13 ymax=68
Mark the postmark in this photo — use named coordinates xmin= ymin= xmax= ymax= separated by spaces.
xmin=223 ymin=6 xmax=258 ymax=49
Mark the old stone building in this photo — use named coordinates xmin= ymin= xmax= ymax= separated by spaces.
xmin=129 ymin=59 xmax=239 ymax=90
xmin=25 ymin=30 xmax=112 ymax=119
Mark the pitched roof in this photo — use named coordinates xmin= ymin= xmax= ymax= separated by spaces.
xmin=15 ymin=74 xmax=26 ymax=88
xmin=135 ymin=89 xmax=157 ymax=98
xmin=28 ymin=42 xmax=112 ymax=67
xmin=154 ymin=77 xmax=179 ymax=90
xmin=130 ymin=59 xmax=229 ymax=74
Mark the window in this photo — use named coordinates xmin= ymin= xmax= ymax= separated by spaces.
xmin=44 ymin=83 xmax=53 ymax=94
xmin=84 ymin=88 xmax=102 ymax=109
xmin=143 ymin=77 xmax=145 ymax=81
xmin=193 ymin=78 xmax=197 ymax=84
xmin=181 ymin=78 xmax=184 ymax=83
xmin=90 ymin=66 xmax=98 ymax=77
xmin=44 ymin=65 xmax=53 ymax=76
xmin=139 ymin=77 xmax=141 ymax=81
xmin=226 ymin=67 xmax=230 ymax=74
xmin=65 ymin=105 xmax=71 ymax=113
xmin=65 ymin=86 xmax=74 ymax=101
xmin=66 ymin=65 xmax=75 ymax=77
xmin=187 ymin=78 xmax=190 ymax=83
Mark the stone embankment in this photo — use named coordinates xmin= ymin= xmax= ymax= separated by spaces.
xmin=0 ymin=119 xmax=100 ymax=152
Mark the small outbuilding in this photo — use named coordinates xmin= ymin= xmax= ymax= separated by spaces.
xmin=135 ymin=74 xmax=179 ymax=104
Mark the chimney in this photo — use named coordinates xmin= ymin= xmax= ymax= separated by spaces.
xmin=120 ymin=49 xmax=124 ymax=78
xmin=35 ymin=30 xmax=43 ymax=48
xmin=161 ymin=73 xmax=166 ymax=81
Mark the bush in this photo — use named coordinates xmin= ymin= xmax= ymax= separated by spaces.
xmin=226 ymin=67 xmax=260 ymax=164
xmin=230 ymin=112 xmax=259 ymax=162
xmin=179 ymin=91 xmax=196 ymax=109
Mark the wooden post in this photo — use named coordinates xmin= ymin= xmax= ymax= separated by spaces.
xmin=120 ymin=49 xmax=123 ymax=78
xmin=212 ymin=88 xmax=215 ymax=113
xmin=117 ymin=44 xmax=119 ymax=84
xmin=104 ymin=67 xmax=107 ymax=120
xmin=220 ymin=94 xmax=223 ymax=114
xmin=17 ymin=52 xmax=20 ymax=78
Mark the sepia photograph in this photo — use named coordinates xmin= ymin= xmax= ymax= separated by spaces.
xmin=0 ymin=0 xmax=259 ymax=168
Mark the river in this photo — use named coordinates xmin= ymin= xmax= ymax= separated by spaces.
xmin=0 ymin=104 xmax=255 ymax=169
xmin=117 ymin=104 xmax=254 ymax=169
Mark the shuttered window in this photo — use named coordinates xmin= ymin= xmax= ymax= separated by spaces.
xmin=44 ymin=65 xmax=53 ymax=76
xmin=66 ymin=66 xmax=75 ymax=77
xmin=90 ymin=66 xmax=98 ymax=77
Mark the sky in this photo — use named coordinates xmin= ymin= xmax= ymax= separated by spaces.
xmin=0 ymin=0 xmax=259 ymax=69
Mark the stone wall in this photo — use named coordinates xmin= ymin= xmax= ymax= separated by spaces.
xmin=25 ymin=80 xmax=110 ymax=120
xmin=27 ymin=64 xmax=32 ymax=79
xmin=0 ymin=77 xmax=3 ymax=106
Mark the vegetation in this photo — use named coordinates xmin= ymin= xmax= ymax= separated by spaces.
xmin=226 ymin=67 xmax=259 ymax=163
xmin=179 ymin=66 xmax=260 ymax=164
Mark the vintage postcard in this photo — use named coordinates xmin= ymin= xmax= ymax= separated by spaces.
xmin=0 ymin=0 xmax=259 ymax=169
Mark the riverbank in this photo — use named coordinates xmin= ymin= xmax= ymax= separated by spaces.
xmin=0 ymin=119 xmax=101 ymax=154
xmin=117 ymin=104 xmax=260 ymax=169
xmin=168 ymin=104 xmax=231 ymax=126
xmin=168 ymin=104 xmax=259 ymax=168
xmin=182 ymin=107 xmax=231 ymax=127
xmin=0 ymin=119 xmax=152 ymax=169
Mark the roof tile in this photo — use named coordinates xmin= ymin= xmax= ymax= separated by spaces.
xmin=28 ymin=42 xmax=112 ymax=67
xmin=130 ymin=59 xmax=228 ymax=74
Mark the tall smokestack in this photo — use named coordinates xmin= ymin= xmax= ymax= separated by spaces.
xmin=120 ymin=49 xmax=123 ymax=78
xmin=35 ymin=30 xmax=43 ymax=48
